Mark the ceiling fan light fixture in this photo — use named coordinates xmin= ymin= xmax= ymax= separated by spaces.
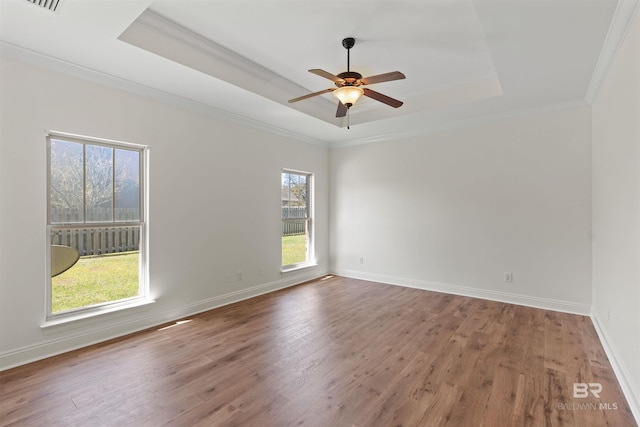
xmin=332 ymin=85 xmax=363 ymax=108
xmin=288 ymin=37 xmax=405 ymax=124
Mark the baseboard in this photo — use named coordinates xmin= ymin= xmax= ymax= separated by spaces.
xmin=0 ymin=269 xmax=327 ymax=371
xmin=591 ymin=314 xmax=640 ymax=424
xmin=160 ymin=268 xmax=328 ymax=323
xmin=333 ymin=269 xmax=592 ymax=315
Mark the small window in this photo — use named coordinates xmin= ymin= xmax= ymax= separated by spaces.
xmin=47 ymin=132 xmax=147 ymax=317
xmin=282 ymin=170 xmax=313 ymax=269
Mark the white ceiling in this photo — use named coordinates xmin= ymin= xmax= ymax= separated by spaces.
xmin=0 ymin=0 xmax=637 ymax=146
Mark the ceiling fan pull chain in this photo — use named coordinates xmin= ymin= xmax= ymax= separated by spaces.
xmin=347 ymin=108 xmax=350 ymax=130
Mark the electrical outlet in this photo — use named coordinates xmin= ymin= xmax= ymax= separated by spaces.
xmin=359 ymin=257 xmax=364 ymax=265
xmin=236 ymin=271 xmax=243 ymax=281
xmin=504 ymin=272 xmax=513 ymax=283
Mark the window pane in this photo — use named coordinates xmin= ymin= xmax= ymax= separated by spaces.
xmin=282 ymin=172 xmax=292 ymax=217
xmin=282 ymin=223 xmax=308 ymax=265
xmin=296 ymin=174 xmax=308 ymax=218
xmin=51 ymin=226 xmax=141 ymax=313
xmin=115 ymin=148 xmax=140 ymax=221
xmin=282 ymin=171 xmax=311 ymax=267
xmin=48 ymin=135 xmax=146 ymax=318
xmin=85 ymin=145 xmax=113 ymax=222
xmin=282 ymin=172 xmax=308 ymax=219
xmin=50 ymin=139 xmax=84 ymax=223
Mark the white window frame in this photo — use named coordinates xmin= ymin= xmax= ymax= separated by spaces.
xmin=45 ymin=131 xmax=149 ymax=321
xmin=281 ymin=169 xmax=315 ymax=271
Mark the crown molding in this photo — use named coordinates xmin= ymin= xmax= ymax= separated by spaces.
xmin=120 ymin=10 xmax=342 ymax=128
xmin=328 ymin=99 xmax=590 ymax=149
xmin=0 ymin=41 xmax=328 ymax=148
xmin=0 ymin=40 xmax=594 ymax=151
xmin=130 ymin=10 xmax=307 ymax=99
xmin=585 ymin=0 xmax=640 ymax=104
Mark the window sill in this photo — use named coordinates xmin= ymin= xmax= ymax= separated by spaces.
xmin=281 ymin=262 xmax=318 ymax=274
xmin=41 ymin=298 xmax=155 ymax=334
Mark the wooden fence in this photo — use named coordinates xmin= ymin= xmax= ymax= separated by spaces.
xmin=51 ymin=226 xmax=140 ymax=256
xmin=282 ymin=220 xmax=307 ymax=236
xmin=282 ymin=206 xmax=307 ymax=236
xmin=51 ymin=207 xmax=140 ymax=223
xmin=51 ymin=207 xmax=302 ymax=250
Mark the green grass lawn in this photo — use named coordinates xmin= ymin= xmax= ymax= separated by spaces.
xmin=52 ymin=236 xmax=305 ymax=313
xmin=282 ymin=234 xmax=307 ymax=266
xmin=52 ymin=251 xmax=140 ymax=313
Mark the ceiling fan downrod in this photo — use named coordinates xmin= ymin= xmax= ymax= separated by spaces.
xmin=342 ymin=37 xmax=355 ymax=72
xmin=338 ymin=38 xmax=361 ymax=85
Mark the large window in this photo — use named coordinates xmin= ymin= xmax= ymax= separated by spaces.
xmin=282 ymin=170 xmax=313 ymax=269
xmin=47 ymin=132 xmax=147 ymax=318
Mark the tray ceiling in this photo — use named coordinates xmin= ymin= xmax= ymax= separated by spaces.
xmin=0 ymin=0 xmax=636 ymax=145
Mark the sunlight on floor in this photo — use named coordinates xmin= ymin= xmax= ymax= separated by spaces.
xmin=158 ymin=319 xmax=194 ymax=331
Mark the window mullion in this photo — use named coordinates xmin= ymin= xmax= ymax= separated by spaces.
xmin=139 ymin=149 xmax=144 ymax=221
xmin=82 ymin=144 xmax=85 ymax=223
xmin=112 ymin=147 xmax=116 ymax=222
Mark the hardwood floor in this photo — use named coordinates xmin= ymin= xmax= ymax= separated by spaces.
xmin=0 ymin=276 xmax=636 ymax=426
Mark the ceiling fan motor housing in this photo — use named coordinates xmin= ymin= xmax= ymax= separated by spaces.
xmin=336 ymin=71 xmax=362 ymax=87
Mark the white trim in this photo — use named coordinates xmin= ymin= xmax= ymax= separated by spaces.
xmin=1 ymin=41 xmax=327 ymax=148
xmin=47 ymin=130 xmax=147 ymax=150
xmin=132 ymin=10 xmax=306 ymax=100
xmin=281 ymin=262 xmax=318 ymax=274
xmin=591 ymin=314 xmax=640 ymax=424
xmin=585 ymin=0 xmax=640 ymax=104
xmin=0 ymin=270 xmax=327 ymax=371
xmin=329 ymin=99 xmax=590 ymax=149
xmin=46 ymin=135 xmax=148 ymax=320
xmin=281 ymin=169 xmax=314 ymax=269
xmin=160 ymin=268 xmax=326 ymax=322
xmin=0 ymin=38 xmax=614 ymax=151
xmin=333 ymin=269 xmax=592 ymax=315
xmin=41 ymin=298 xmax=156 ymax=333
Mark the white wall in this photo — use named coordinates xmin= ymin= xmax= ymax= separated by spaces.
xmin=330 ymin=107 xmax=593 ymax=314
xmin=592 ymin=6 xmax=640 ymax=417
xmin=0 ymin=57 xmax=329 ymax=369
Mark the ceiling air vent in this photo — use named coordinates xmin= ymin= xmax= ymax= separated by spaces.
xmin=25 ymin=0 xmax=62 ymax=12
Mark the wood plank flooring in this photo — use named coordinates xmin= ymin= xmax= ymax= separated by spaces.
xmin=0 ymin=276 xmax=636 ymax=426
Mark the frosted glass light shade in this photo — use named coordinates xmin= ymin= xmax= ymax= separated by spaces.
xmin=333 ymin=86 xmax=364 ymax=106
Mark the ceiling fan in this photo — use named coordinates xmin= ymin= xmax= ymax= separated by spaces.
xmin=288 ymin=37 xmax=406 ymax=118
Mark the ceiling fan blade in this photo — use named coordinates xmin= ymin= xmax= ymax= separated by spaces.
xmin=362 ymin=88 xmax=403 ymax=108
xmin=336 ymin=101 xmax=348 ymax=118
xmin=288 ymin=88 xmax=335 ymax=103
xmin=309 ymin=69 xmax=344 ymax=84
xmin=361 ymin=71 xmax=406 ymax=85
